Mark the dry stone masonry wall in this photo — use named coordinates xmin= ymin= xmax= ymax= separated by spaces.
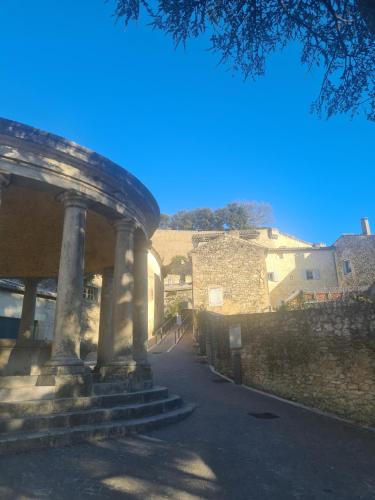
xmin=199 ymin=301 xmax=375 ymax=426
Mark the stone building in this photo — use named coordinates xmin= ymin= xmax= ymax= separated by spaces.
xmin=154 ymin=219 xmax=375 ymax=313
xmin=0 ymin=279 xmax=56 ymax=340
xmin=0 ymin=118 xmax=192 ymax=452
xmin=192 ymin=234 xmax=270 ymax=314
xmin=334 ymin=219 xmax=375 ymax=289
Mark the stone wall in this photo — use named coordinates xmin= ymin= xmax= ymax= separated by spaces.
xmin=335 ymin=235 xmax=375 ymax=288
xmin=0 ymin=288 xmax=56 ymax=341
xmin=148 ymin=251 xmax=164 ymax=336
xmin=192 ymin=235 xmax=270 ymax=314
xmin=153 ymin=228 xmax=314 ymax=266
xmin=152 ymin=230 xmax=196 ymax=265
xmin=266 ymin=248 xmax=339 ymax=308
xmin=198 ymin=302 xmax=375 ymax=425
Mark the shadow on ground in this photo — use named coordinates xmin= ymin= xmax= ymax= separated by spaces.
xmin=0 ymin=434 xmax=222 ymax=499
xmin=1 ymin=332 xmax=375 ymax=500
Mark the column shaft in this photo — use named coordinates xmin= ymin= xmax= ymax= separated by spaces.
xmin=96 ymin=267 xmax=114 ymax=368
xmin=0 ymin=174 xmax=10 ymax=208
xmin=50 ymin=192 xmax=87 ymax=367
xmin=111 ymin=219 xmax=135 ymax=363
xmin=133 ymin=242 xmax=149 ymax=364
xmin=18 ymin=278 xmax=39 ymax=342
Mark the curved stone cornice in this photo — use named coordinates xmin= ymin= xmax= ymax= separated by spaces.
xmin=0 ymin=118 xmax=160 ymax=237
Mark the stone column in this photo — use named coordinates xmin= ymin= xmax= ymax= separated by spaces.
xmin=133 ymin=236 xmax=152 ymax=388
xmin=96 ymin=267 xmax=114 ymax=370
xmin=0 ymin=174 xmax=10 ymax=207
xmin=18 ymin=278 xmax=39 ymax=342
xmin=100 ymin=219 xmax=136 ymax=381
xmin=133 ymin=237 xmax=149 ymax=363
xmin=39 ymin=191 xmax=91 ymax=396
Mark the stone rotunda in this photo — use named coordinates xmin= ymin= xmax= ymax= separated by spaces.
xmin=0 ymin=118 xmax=193 ymax=453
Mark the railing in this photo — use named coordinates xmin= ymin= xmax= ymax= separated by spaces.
xmin=174 ymin=312 xmax=192 ymax=345
xmin=148 ymin=310 xmax=193 ymax=350
xmin=151 ymin=316 xmax=177 ymax=347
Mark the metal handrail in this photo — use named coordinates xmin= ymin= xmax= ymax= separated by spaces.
xmin=152 ymin=316 xmax=176 ymax=345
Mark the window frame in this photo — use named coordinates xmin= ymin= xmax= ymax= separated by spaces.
xmin=83 ymin=285 xmax=98 ymax=303
xmin=208 ymin=286 xmax=224 ymax=307
xmin=343 ymin=260 xmax=352 ymax=275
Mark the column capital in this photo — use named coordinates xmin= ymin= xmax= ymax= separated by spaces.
xmin=113 ymin=218 xmax=135 ymax=234
xmin=57 ymin=190 xmax=88 ymax=209
xmin=135 ymin=238 xmax=152 ymax=252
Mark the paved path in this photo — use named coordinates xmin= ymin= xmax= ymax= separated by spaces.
xmin=148 ymin=326 xmax=180 ymax=355
xmin=0 ymin=332 xmax=375 ymax=499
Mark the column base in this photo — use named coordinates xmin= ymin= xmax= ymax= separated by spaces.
xmin=98 ymin=359 xmax=153 ymax=391
xmin=37 ymin=356 xmax=93 ymax=397
xmin=1 ymin=340 xmax=51 ymax=376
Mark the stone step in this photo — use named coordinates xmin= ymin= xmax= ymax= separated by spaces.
xmin=0 ymin=376 xmax=39 ymax=389
xmin=0 ymin=395 xmax=182 ymax=435
xmin=92 ymin=381 xmax=129 ymax=396
xmin=0 ymin=385 xmax=57 ymax=402
xmin=0 ymin=403 xmax=196 ymax=455
xmin=0 ymin=386 xmax=169 ymax=419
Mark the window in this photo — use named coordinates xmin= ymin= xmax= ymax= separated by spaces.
xmin=305 ymin=269 xmax=320 ymax=280
xmin=208 ymin=287 xmax=223 ymax=306
xmin=305 ymin=270 xmax=314 ymax=280
xmin=267 ymin=272 xmax=279 ymax=282
xmin=83 ymin=286 xmax=98 ymax=302
xmin=343 ymin=260 xmax=352 ymax=275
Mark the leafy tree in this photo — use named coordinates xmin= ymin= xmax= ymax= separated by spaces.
xmin=159 ymin=213 xmax=171 ymax=229
xmin=160 ymin=201 xmax=272 ymax=230
xmin=113 ymin=1 xmax=375 ymax=120
xmin=169 ymin=210 xmax=195 ymax=230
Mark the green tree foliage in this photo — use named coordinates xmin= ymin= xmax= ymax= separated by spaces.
xmin=160 ymin=201 xmax=272 ymax=230
xmin=113 ymin=1 xmax=375 ymax=120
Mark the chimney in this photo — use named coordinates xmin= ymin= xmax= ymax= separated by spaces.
xmin=361 ymin=217 xmax=371 ymax=236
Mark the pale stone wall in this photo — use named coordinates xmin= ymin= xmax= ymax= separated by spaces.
xmin=199 ymin=302 xmax=375 ymax=425
xmin=0 ymin=289 xmax=55 ymax=340
xmin=153 ymin=228 xmax=313 ymax=265
xmin=148 ymin=251 xmax=164 ymax=337
xmin=266 ymin=249 xmax=339 ymax=307
xmin=255 ymin=228 xmax=314 ymax=248
xmin=152 ymin=230 xmax=195 ymax=264
xmin=192 ymin=236 xmax=270 ymax=314
xmin=335 ymin=235 xmax=375 ymax=288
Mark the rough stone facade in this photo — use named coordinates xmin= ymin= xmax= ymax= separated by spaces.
xmin=154 ymin=220 xmax=375 ymax=312
xmin=199 ymin=303 xmax=375 ymax=425
xmin=192 ymin=235 xmax=270 ymax=314
xmin=335 ymin=235 xmax=375 ymax=288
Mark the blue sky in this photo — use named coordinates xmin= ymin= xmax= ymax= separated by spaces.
xmin=0 ymin=0 xmax=374 ymax=245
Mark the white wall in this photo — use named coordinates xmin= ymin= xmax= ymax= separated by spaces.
xmin=0 ymin=289 xmax=56 ymax=340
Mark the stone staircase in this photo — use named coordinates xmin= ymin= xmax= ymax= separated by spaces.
xmin=0 ymin=378 xmax=195 ymax=455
